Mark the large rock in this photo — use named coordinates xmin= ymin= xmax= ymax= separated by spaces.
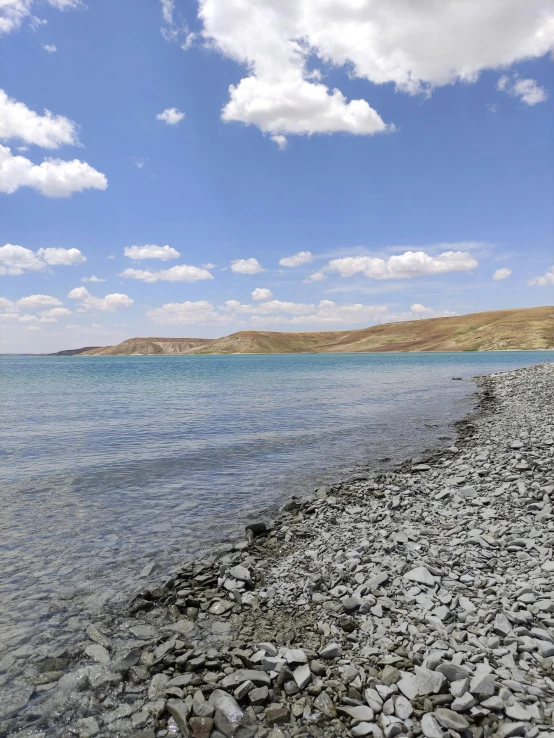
xmin=209 ymin=689 xmax=257 ymax=737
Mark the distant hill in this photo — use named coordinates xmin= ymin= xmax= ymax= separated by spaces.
xmin=49 ymin=346 xmax=103 ymax=356
xmin=84 ymin=337 xmax=213 ymax=355
xmin=72 ymin=306 xmax=553 ymax=356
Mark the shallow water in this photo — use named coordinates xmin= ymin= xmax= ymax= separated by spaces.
xmin=0 ymin=351 xmax=553 ymax=667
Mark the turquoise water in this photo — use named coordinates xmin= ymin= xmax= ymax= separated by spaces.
xmin=0 ymin=351 xmax=553 ymax=659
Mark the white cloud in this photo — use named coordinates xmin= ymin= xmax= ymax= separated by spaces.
xmin=222 ymin=72 xmax=392 ymax=146
xmin=305 ymin=270 xmax=327 ymax=283
xmin=0 ymin=311 xmax=57 ymax=324
xmin=199 ymin=0 xmax=554 ymax=143
xmin=156 ymin=107 xmax=185 ymax=125
xmin=120 ymin=265 xmax=213 ymax=283
xmin=0 ymin=144 xmax=107 ymax=196
xmin=27 ymin=325 xmax=40 ymax=331
xmin=37 ymin=247 xmax=86 ymax=265
xmin=0 ymin=244 xmax=44 ymax=274
xmin=226 ymin=299 xmax=315 ymax=315
xmin=279 ymin=250 xmax=312 ymax=267
xmin=124 ymin=244 xmax=180 ymax=261
xmin=493 ymin=267 xmax=512 ymax=281
xmin=160 ymin=0 xmax=174 ymax=24
xmin=147 ymin=295 xmax=458 ymax=328
xmin=40 ymin=307 xmax=72 ymax=318
xmin=0 ymin=0 xmax=81 ymax=36
xmin=230 ymin=257 xmax=265 ymax=274
xmin=202 ymin=262 xmax=217 ymax=269
xmin=0 ymin=244 xmax=86 ymax=275
xmin=42 ymin=44 xmax=57 ymax=53
xmin=0 ymin=297 xmax=14 ymax=309
xmin=410 ymin=303 xmax=456 ymax=317
xmin=147 ymin=300 xmax=230 ymax=325
xmin=324 ymin=249 xmax=478 ymax=280
xmin=17 ymin=294 xmax=62 ymax=309
xmin=0 ymin=89 xmax=78 ymax=148
xmin=497 ymin=75 xmax=548 ymax=105
xmin=252 ymin=287 xmax=273 ymax=301
xmin=68 ymin=287 xmax=134 ymax=312
xmin=528 ymin=266 xmax=554 ymax=286
xmin=82 ymin=275 xmax=106 ymax=283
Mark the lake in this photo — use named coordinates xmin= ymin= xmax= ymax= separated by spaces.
xmin=1 ymin=351 xmax=553 ymax=676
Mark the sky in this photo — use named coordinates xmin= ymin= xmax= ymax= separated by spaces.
xmin=0 ymin=0 xmax=553 ymax=353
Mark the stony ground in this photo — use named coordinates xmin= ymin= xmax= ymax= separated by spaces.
xmin=3 ymin=363 xmax=553 ymax=738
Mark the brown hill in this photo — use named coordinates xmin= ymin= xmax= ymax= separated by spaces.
xmin=84 ymin=337 xmax=213 ymax=355
xmin=79 ymin=306 xmax=554 ymax=356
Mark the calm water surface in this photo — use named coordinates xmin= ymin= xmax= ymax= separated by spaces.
xmin=1 ymin=352 xmax=553 ymax=660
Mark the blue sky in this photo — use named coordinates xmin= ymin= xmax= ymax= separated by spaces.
xmin=0 ymin=0 xmax=553 ymax=352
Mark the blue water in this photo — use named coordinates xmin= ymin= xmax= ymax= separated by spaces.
xmin=0 ymin=351 xmax=552 ymax=662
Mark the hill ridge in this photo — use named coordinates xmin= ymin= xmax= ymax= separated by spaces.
xmin=73 ymin=306 xmax=554 ymax=356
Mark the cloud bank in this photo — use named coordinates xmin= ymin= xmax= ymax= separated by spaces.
xmin=198 ymin=0 xmax=554 ymax=144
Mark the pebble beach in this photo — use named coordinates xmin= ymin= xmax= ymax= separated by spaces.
xmin=3 ymin=362 xmax=553 ymax=738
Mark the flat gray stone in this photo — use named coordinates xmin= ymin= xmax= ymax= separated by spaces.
xmin=421 ymin=713 xmax=443 ymax=738
xmin=404 ymin=567 xmax=437 ymax=586
xmin=434 ymin=708 xmax=469 ymax=730
xmin=415 ymin=666 xmax=445 ymax=695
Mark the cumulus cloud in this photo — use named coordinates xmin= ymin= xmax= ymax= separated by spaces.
xmin=226 ymin=299 xmax=315 ymax=316
xmin=156 ymin=107 xmax=185 ymax=125
xmin=81 ymin=275 xmax=106 ymax=283
xmin=497 ymin=75 xmax=548 ymax=105
xmin=37 ymin=247 xmax=86 ymax=265
xmin=68 ymin=287 xmax=134 ymax=312
xmin=17 ymin=294 xmax=62 ymax=309
xmin=0 ymin=244 xmax=86 ymax=275
xmin=410 ymin=303 xmax=457 ymax=317
xmin=199 ymin=0 xmax=554 ymax=144
xmin=40 ymin=307 xmax=72 ymax=318
xmin=252 ymin=287 xmax=273 ymax=301
xmin=120 ymin=265 xmax=213 ymax=283
xmin=305 ymin=270 xmax=327 ymax=283
xmin=230 ymin=258 xmax=265 ymax=274
xmin=222 ymin=73 xmax=392 ymax=146
xmin=0 ymin=144 xmax=107 ymax=197
xmin=147 ymin=293 xmax=457 ymax=327
xmin=0 ymin=89 xmax=79 ymax=148
xmin=493 ymin=267 xmax=512 ymax=281
xmin=528 ymin=266 xmax=554 ymax=286
xmin=0 ymin=0 xmax=81 ymax=36
xmin=147 ymin=300 xmax=230 ymax=325
xmin=124 ymin=244 xmax=180 ymax=261
xmin=0 ymin=244 xmax=44 ymax=275
xmin=323 ymin=249 xmax=478 ymax=280
xmin=279 ymin=250 xmax=312 ymax=267
xmin=42 ymin=44 xmax=57 ymax=53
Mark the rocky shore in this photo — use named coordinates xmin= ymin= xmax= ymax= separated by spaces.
xmin=3 ymin=363 xmax=553 ymax=738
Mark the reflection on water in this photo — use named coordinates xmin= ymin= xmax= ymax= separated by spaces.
xmin=0 ymin=351 xmax=552 ymax=662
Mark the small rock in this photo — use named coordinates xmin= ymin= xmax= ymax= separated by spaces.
xmin=85 ymin=644 xmax=110 ymax=664
xmin=415 ymin=666 xmax=445 ymax=695
xmin=265 ymin=703 xmax=289 ymax=725
xmin=189 ymin=717 xmax=213 ymax=738
xmin=434 ymin=708 xmax=469 ymax=730
xmin=319 ymin=642 xmax=342 ymax=659
xmin=421 ymin=713 xmax=443 ymax=738
xmin=293 ymin=663 xmax=311 ymax=689
xmin=166 ymin=699 xmax=191 ymax=736
xmin=404 ymin=567 xmax=437 ymax=586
